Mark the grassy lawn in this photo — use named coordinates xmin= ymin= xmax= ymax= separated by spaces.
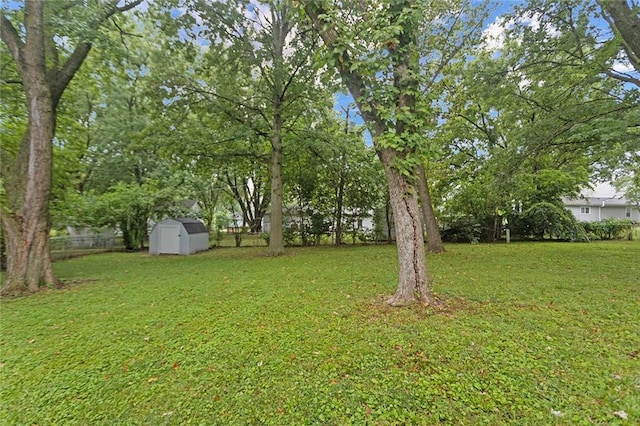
xmin=1 ymin=242 xmax=638 ymax=424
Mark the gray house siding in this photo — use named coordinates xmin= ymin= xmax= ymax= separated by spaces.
xmin=564 ymin=197 xmax=639 ymax=222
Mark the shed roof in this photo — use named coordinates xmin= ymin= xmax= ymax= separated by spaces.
xmin=174 ymin=218 xmax=208 ymax=234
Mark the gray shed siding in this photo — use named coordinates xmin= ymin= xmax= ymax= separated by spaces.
xmin=149 ymin=219 xmax=209 ymax=255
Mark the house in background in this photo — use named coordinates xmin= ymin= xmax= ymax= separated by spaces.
xmin=563 ymin=183 xmax=640 ymax=222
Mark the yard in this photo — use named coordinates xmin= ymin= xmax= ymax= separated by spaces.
xmin=1 ymin=242 xmax=638 ymax=424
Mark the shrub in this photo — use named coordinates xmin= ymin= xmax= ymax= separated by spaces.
xmin=441 ymin=217 xmax=482 ymax=243
xmin=582 ymin=218 xmax=637 ymax=240
xmin=518 ymin=202 xmax=587 ymax=241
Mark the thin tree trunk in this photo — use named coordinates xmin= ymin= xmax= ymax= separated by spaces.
xmin=266 ymin=5 xmax=287 ymax=256
xmin=335 ymin=108 xmax=349 ymax=245
xmin=267 ymin=112 xmax=285 ymax=256
xmin=335 ymin=173 xmax=345 ymax=245
xmin=417 ymin=165 xmax=445 ymax=253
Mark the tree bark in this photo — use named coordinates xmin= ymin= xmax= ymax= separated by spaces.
xmin=267 ymin=111 xmax=285 ymax=256
xmin=379 ymin=149 xmax=436 ymax=306
xmin=303 ymin=0 xmax=437 ymax=306
xmin=1 ymin=1 xmax=58 ymax=295
xmin=417 ymin=165 xmax=445 ymax=253
xmin=335 ymin=108 xmax=350 ymax=245
xmin=266 ymin=6 xmax=289 ymax=256
xmin=1 ymin=0 xmax=144 ymax=295
xmin=600 ymin=0 xmax=640 ymax=73
xmin=335 ymin=172 xmax=345 ymax=245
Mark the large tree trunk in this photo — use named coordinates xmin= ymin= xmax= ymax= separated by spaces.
xmin=303 ymin=0 xmax=437 ymax=306
xmin=267 ymin=112 xmax=285 ymax=256
xmin=417 ymin=165 xmax=445 ymax=253
xmin=1 ymin=0 xmax=143 ymax=296
xmin=1 ymin=1 xmax=58 ymax=296
xmin=379 ymin=149 xmax=437 ymax=307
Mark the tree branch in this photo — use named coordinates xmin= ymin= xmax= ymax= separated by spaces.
xmin=301 ymin=0 xmax=385 ymax=134
xmin=1 ymin=14 xmax=25 ymax=74
xmin=599 ymin=0 xmax=640 ymax=74
xmin=50 ymin=0 xmax=144 ymax=105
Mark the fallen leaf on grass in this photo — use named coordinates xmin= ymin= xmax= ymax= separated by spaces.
xmin=147 ymin=377 xmax=158 ymax=383
xmin=613 ymin=411 xmax=628 ymax=420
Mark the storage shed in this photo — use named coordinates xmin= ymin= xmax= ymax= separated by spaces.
xmin=149 ymin=218 xmax=209 ymax=255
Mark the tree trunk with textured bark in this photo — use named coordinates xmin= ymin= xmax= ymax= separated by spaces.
xmin=267 ymin=111 xmax=285 ymax=256
xmin=1 ymin=1 xmax=57 ymax=295
xmin=303 ymin=0 xmax=438 ymax=306
xmin=379 ymin=150 xmax=436 ymax=306
xmin=1 ymin=0 xmax=143 ymax=295
xmin=417 ymin=165 xmax=445 ymax=253
xmin=600 ymin=0 xmax=640 ymax=74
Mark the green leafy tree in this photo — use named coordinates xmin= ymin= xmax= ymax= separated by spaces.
xmin=0 ymin=0 xmax=143 ymax=295
xmin=435 ymin=0 xmax=637 ymax=241
xmin=159 ymin=0 xmax=324 ymax=256
xmin=303 ymin=0 xmax=488 ymax=305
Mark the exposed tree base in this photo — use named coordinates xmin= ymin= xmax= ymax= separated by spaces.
xmin=426 ymin=245 xmax=446 ymax=254
xmin=386 ymin=291 xmax=443 ymax=307
xmin=265 ymin=248 xmax=285 ymax=257
xmin=1 ymin=276 xmax=62 ymax=298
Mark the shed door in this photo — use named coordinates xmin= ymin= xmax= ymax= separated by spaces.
xmin=159 ymin=225 xmax=181 ymax=254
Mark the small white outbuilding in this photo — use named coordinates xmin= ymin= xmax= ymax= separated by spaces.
xmin=149 ymin=218 xmax=209 ymax=255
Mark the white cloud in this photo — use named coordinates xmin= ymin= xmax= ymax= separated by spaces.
xmin=612 ymin=60 xmax=636 ymax=74
xmin=482 ymin=17 xmax=512 ymax=51
xmin=481 ymin=12 xmax=560 ymax=52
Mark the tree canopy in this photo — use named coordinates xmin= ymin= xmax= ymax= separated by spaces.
xmin=1 ymin=0 xmax=638 ymax=302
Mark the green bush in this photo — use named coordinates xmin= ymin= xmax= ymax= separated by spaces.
xmin=441 ymin=216 xmax=482 ymax=243
xmin=517 ymin=202 xmax=587 ymax=241
xmin=582 ymin=218 xmax=638 ymax=240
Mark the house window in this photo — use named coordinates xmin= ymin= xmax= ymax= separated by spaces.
xmin=626 ymin=207 xmax=631 ymax=218
xmin=580 ymin=207 xmax=590 ymax=214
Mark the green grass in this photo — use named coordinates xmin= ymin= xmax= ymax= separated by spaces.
xmin=1 ymin=242 xmax=639 ymax=425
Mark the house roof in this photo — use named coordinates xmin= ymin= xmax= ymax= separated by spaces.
xmin=182 ymin=199 xmax=198 ymax=209
xmin=174 ymin=218 xmax=208 ymax=234
xmin=563 ymin=196 xmax=630 ymax=207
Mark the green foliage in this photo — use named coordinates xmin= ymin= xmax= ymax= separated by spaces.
xmin=1 ymin=242 xmax=639 ymax=423
xmin=84 ymin=181 xmax=192 ymax=251
xmin=583 ymin=218 xmax=638 ymax=241
xmin=441 ymin=217 xmax=483 ymax=244
xmin=432 ymin=0 xmax=638 ymax=243
xmin=517 ymin=202 xmax=587 ymax=241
